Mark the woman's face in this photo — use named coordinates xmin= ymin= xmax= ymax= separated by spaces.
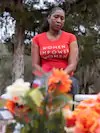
xmin=48 ymin=10 xmax=65 ymax=31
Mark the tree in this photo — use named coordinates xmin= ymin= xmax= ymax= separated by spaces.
xmin=57 ymin=0 xmax=100 ymax=93
xmin=1 ymin=0 xmax=100 ymax=93
xmin=0 ymin=0 xmax=45 ymax=82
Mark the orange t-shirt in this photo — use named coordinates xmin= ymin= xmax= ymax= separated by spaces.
xmin=32 ymin=31 xmax=76 ymax=74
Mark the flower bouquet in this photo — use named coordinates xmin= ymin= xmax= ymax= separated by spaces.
xmin=1 ymin=68 xmax=100 ymax=133
xmin=1 ymin=68 xmax=73 ymax=133
xmin=64 ymin=93 xmax=100 ymax=133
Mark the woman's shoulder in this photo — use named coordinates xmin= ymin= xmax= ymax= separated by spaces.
xmin=62 ymin=31 xmax=75 ymax=37
xmin=32 ymin=32 xmax=46 ymax=44
xmin=62 ymin=31 xmax=77 ymax=43
xmin=33 ymin=32 xmax=46 ymax=39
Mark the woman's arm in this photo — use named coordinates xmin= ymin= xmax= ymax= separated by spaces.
xmin=31 ymin=42 xmax=46 ymax=76
xmin=64 ymin=40 xmax=79 ymax=74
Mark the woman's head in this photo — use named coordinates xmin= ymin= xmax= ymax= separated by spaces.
xmin=41 ymin=7 xmax=65 ymax=32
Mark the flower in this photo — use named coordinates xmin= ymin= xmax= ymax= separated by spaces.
xmin=75 ymin=97 xmax=100 ymax=115
xmin=65 ymin=94 xmax=100 ymax=129
xmin=76 ymin=98 xmax=96 ymax=109
xmin=96 ymin=93 xmax=100 ymax=102
xmin=48 ymin=69 xmax=72 ymax=94
xmin=74 ymin=109 xmax=100 ymax=133
xmin=33 ymin=79 xmax=43 ymax=88
xmin=62 ymin=105 xmax=71 ymax=118
xmin=5 ymin=100 xmax=15 ymax=114
xmin=5 ymin=78 xmax=30 ymax=104
xmin=64 ymin=107 xmax=77 ymax=127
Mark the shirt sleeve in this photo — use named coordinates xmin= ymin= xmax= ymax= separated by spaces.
xmin=69 ymin=34 xmax=77 ymax=45
xmin=32 ymin=35 xmax=39 ymax=46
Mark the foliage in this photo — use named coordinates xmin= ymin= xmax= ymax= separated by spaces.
xmin=60 ymin=0 xmax=100 ymax=92
xmin=0 ymin=0 xmax=100 ymax=92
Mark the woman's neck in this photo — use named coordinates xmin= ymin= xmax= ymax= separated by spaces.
xmin=48 ymin=29 xmax=61 ymax=37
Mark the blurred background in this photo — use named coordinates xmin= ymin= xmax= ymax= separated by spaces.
xmin=0 ymin=0 xmax=100 ymax=94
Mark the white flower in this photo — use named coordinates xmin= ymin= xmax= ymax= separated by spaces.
xmin=62 ymin=107 xmax=72 ymax=119
xmin=5 ymin=78 xmax=30 ymax=104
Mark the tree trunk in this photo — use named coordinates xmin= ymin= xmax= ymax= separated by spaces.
xmin=12 ymin=23 xmax=25 ymax=82
xmin=11 ymin=0 xmax=25 ymax=82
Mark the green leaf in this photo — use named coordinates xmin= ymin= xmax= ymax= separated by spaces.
xmin=52 ymin=94 xmax=70 ymax=106
xmin=6 ymin=127 xmax=13 ymax=133
xmin=21 ymin=127 xmax=26 ymax=133
xmin=22 ymin=95 xmax=35 ymax=109
xmin=0 ymin=98 xmax=7 ymax=108
xmin=28 ymin=88 xmax=44 ymax=107
xmin=6 ymin=123 xmax=16 ymax=133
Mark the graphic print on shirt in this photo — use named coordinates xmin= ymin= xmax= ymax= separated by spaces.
xmin=40 ymin=43 xmax=69 ymax=60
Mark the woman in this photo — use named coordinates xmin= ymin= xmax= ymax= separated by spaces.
xmin=31 ymin=7 xmax=79 ymax=94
